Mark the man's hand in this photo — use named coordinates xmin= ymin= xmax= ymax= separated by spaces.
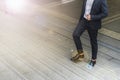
xmin=86 ymin=14 xmax=91 ymax=21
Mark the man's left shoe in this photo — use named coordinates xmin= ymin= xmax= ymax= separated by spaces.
xmin=88 ymin=60 xmax=96 ymax=67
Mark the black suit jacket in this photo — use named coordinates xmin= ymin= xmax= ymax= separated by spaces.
xmin=80 ymin=0 xmax=108 ymax=29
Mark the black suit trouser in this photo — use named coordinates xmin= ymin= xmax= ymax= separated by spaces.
xmin=72 ymin=19 xmax=98 ymax=59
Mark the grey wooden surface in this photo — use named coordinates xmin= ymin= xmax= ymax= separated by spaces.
xmin=0 ymin=6 xmax=120 ymax=80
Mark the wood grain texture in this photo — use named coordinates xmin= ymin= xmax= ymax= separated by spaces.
xmin=0 ymin=6 xmax=120 ymax=80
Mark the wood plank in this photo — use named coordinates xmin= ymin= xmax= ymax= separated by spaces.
xmin=0 ymin=60 xmax=24 ymax=80
xmin=0 ymin=45 xmax=45 ymax=80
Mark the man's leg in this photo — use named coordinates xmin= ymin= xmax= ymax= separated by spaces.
xmin=71 ymin=21 xmax=86 ymax=61
xmin=87 ymin=29 xmax=98 ymax=66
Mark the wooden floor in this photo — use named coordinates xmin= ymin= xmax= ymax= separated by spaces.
xmin=0 ymin=6 xmax=120 ymax=80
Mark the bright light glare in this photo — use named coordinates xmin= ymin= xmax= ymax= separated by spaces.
xmin=6 ymin=0 xmax=26 ymax=13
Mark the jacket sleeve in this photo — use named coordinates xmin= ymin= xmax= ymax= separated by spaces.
xmin=91 ymin=0 xmax=108 ymax=20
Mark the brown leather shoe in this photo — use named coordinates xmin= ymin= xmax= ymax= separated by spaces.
xmin=71 ymin=50 xmax=84 ymax=62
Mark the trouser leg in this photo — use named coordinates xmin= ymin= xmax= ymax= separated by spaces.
xmin=87 ymin=29 xmax=98 ymax=59
xmin=72 ymin=21 xmax=86 ymax=51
